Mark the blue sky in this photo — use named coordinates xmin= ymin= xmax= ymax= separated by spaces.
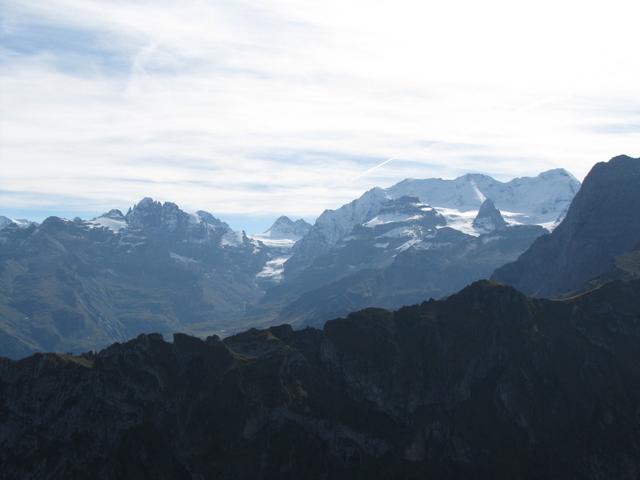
xmin=1 ymin=0 xmax=639 ymax=233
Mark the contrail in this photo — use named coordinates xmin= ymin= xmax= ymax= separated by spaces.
xmin=355 ymin=157 xmax=395 ymax=179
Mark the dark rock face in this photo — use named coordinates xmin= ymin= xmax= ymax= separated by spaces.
xmin=3 ymin=279 xmax=640 ymax=479
xmin=493 ymin=155 xmax=640 ymax=297
xmin=473 ymin=199 xmax=507 ymax=233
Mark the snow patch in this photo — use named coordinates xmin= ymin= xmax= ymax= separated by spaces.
xmin=221 ymin=230 xmax=243 ymax=247
xmin=251 ymin=235 xmax=297 ymax=249
xmin=170 ymin=252 xmax=199 ymax=265
xmin=469 ymin=179 xmax=487 ymax=203
xmin=433 ymin=207 xmax=480 ymax=236
xmin=256 ymin=256 xmax=289 ymax=282
xmin=397 ymin=238 xmax=421 ymax=252
xmin=364 ymin=213 xmax=424 ymax=228
xmin=89 ymin=217 xmax=127 ymax=232
xmin=380 ymin=226 xmax=418 ymax=239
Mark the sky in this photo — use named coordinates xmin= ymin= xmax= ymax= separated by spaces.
xmin=1 ymin=0 xmax=639 ymax=233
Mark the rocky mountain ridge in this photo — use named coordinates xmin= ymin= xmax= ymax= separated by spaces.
xmin=2 ymin=278 xmax=640 ymax=479
xmin=256 ymin=195 xmax=548 ymax=328
xmin=0 ymin=199 xmax=277 ymax=358
xmin=285 ymin=168 xmax=580 ymax=280
xmin=493 ymin=155 xmax=640 ymax=297
xmin=0 ymin=167 xmax=581 ymax=357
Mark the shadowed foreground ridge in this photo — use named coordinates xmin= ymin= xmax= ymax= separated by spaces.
xmin=3 ymin=279 xmax=640 ymax=479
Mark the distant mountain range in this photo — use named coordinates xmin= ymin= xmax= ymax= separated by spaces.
xmin=284 ymin=168 xmax=579 ymax=279
xmin=0 ymin=199 xmax=280 ymax=357
xmin=256 ymin=169 xmax=579 ymax=327
xmin=0 ymin=169 xmax=580 ymax=357
xmin=3 ymin=154 xmax=640 ymax=478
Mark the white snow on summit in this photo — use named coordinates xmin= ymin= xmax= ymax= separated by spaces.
xmin=252 ymin=216 xmax=311 ymax=248
xmin=0 ymin=216 xmax=36 ymax=230
xmin=388 ymin=169 xmax=580 ymax=225
xmin=285 ymin=168 xmax=580 ymax=276
xmin=89 ymin=216 xmax=127 ymax=232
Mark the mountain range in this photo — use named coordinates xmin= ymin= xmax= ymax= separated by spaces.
xmin=2 ymin=154 xmax=640 ymax=478
xmin=256 ymin=169 xmax=579 ymax=327
xmin=0 ymin=199 xmax=278 ymax=357
xmin=284 ymin=168 xmax=579 ymax=280
xmin=0 ymin=170 xmax=579 ymax=357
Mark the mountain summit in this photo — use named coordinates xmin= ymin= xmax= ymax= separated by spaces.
xmin=472 ymin=199 xmax=507 ymax=233
xmin=125 ymin=198 xmax=190 ymax=233
xmin=493 ymin=155 xmax=640 ymax=296
xmin=286 ymin=169 xmax=579 ymax=280
xmin=262 ymin=216 xmax=312 ymax=240
xmin=0 ymin=198 xmax=276 ymax=358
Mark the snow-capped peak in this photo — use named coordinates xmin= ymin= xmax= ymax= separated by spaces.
xmin=88 ymin=209 xmax=127 ymax=232
xmin=252 ymin=216 xmax=312 ymax=249
xmin=387 ymin=169 xmax=580 ymax=225
xmin=284 ymin=168 xmax=580 ymax=278
xmin=102 ymin=209 xmax=125 ymax=220
xmin=313 ymin=187 xmax=388 ymax=245
xmin=0 ymin=216 xmax=37 ymax=231
xmin=263 ymin=216 xmax=312 ymax=240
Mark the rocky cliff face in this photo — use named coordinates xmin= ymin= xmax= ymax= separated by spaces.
xmin=493 ymin=155 xmax=640 ymax=297
xmin=473 ymin=199 xmax=508 ymax=233
xmin=3 ymin=279 xmax=640 ymax=479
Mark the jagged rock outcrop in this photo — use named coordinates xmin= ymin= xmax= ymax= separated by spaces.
xmin=3 ymin=279 xmax=640 ymax=479
xmin=472 ymin=199 xmax=507 ymax=233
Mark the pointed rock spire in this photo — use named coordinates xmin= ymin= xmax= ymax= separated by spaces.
xmin=473 ymin=199 xmax=507 ymax=233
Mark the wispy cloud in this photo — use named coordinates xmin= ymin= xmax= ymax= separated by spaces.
xmin=1 ymin=0 xmax=639 ymax=231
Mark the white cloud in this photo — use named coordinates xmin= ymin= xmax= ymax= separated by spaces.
xmin=1 ymin=0 xmax=639 ymax=226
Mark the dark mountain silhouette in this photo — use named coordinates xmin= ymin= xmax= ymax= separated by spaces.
xmin=3 ymin=279 xmax=640 ymax=479
xmin=493 ymin=155 xmax=640 ymax=296
xmin=473 ymin=198 xmax=508 ymax=232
